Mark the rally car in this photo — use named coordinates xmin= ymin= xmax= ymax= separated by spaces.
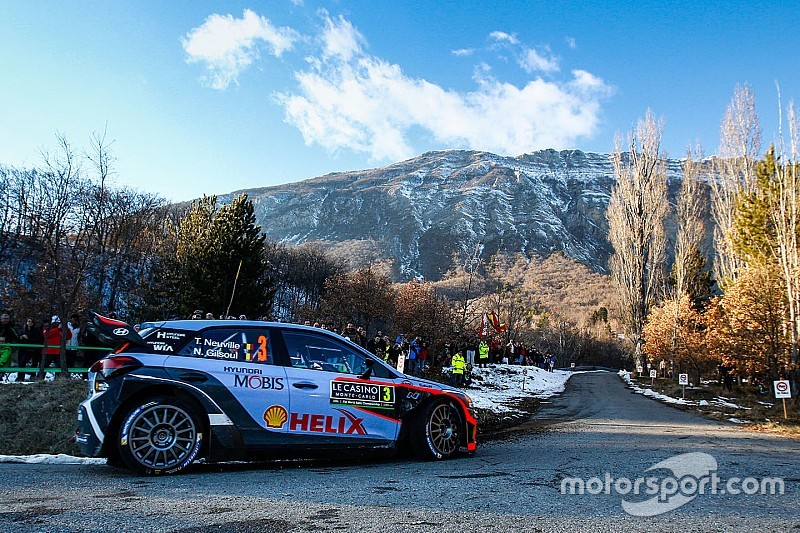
xmin=76 ymin=313 xmax=477 ymax=475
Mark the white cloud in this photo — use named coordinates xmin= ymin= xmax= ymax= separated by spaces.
xmin=520 ymin=48 xmax=559 ymax=73
xmin=452 ymin=48 xmax=475 ymax=57
xmin=489 ymin=31 xmax=519 ymax=45
xmin=321 ymin=14 xmax=365 ymax=61
xmin=565 ymin=36 xmax=577 ymax=49
xmin=182 ymin=9 xmax=298 ymax=90
xmin=277 ymin=16 xmax=610 ymax=161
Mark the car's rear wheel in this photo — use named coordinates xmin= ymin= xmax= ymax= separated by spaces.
xmin=410 ymin=400 xmax=462 ymax=460
xmin=117 ymin=397 xmax=203 ymax=475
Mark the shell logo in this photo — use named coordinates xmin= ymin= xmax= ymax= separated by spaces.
xmin=263 ymin=405 xmax=288 ymax=429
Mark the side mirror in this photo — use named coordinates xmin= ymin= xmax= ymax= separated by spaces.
xmin=359 ymin=358 xmax=375 ymax=380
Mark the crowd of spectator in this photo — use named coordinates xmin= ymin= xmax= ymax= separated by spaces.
xmin=0 ymin=307 xmax=558 ymax=386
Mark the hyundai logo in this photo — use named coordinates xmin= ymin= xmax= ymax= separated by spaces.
xmin=113 ymin=328 xmax=129 ymax=336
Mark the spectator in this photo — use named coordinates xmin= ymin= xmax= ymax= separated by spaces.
xmin=418 ymin=342 xmax=429 ymax=374
xmin=0 ymin=311 xmax=19 ymax=370
xmin=450 ymin=350 xmax=466 ymax=387
xmin=465 ymin=339 xmax=476 ymax=366
xmin=66 ymin=314 xmax=81 ymax=368
xmin=42 ymin=316 xmax=72 ymax=372
xmin=191 ymin=309 xmax=203 ymax=319
xmin=356 ymin=326 xmax=367 ymax=348
xmin=408 ymin=336 xmax=421 ymax=375
xmin=477 ymin=338 xmax=489 ymax=368
xmin=17 ymin=318 xmax=43 ymax=382
xmin=341 ymin=323 xmax=360 ymax=345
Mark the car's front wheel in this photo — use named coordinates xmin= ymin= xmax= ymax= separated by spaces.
xmin=117 ymin=397 xmax=204 ymax=475
xmin=410 ymin=400 xmax=462 ymax=460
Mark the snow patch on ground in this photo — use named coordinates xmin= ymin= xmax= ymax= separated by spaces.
xmin=619 ymin=370 xmax=691 ymax=405
xmin=462 ymin=364 xmax=573 ymax=413
xmin=0 ymin=454 xmax=105 ymax=465
xmin=619 ymin=371 xmax=757 ymax=417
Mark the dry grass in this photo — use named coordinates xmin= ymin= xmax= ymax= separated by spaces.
xmin=0 ymin=378 xmax=88 ymax=455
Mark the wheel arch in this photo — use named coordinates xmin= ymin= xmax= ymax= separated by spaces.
xmin=103 ymin=383 xmax=210 ymax=459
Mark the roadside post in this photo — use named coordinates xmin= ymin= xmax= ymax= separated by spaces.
xmin=570 ymin=362 xmax=575 ymax=371
xmin=774 ymin=380 xmax=792 ymax=420
xmin=637 ymin=365 xmax=643 ymax=377
xmin=649 ymin=368 xmax=657 ymax=386
xmin=679 ymin=373 xmax=689 ymax=398
xmin=522 ymin=368 xmax=527 ymax=391
xmin=397 ymin=354 xmax=406 ymax=374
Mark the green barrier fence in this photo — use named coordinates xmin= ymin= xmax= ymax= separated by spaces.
xmin=1 ymin=367 xmax=90 ymax=373
xmin=0 ymin=342 xmax=111 ymax=375
xmin=0 ymin=343 xmax=112 ymax=351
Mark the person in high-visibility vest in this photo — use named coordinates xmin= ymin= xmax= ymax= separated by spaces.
xmin=478 ymin=339 xmax=489 ymax=368
xmin=450 ymin=351 xmax=466 ymax=387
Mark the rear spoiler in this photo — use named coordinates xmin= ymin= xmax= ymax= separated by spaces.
xmin=85 ymin=311 xmax=150 ymax=350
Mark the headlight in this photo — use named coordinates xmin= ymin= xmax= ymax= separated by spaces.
xmin=446 ymin=390 xmax=473 ymax=409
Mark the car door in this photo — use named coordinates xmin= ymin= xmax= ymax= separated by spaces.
xmin=280 ymin=329 xmax=401 ymax=443
xmin=167 ymin=326 xmax=289 ymax=440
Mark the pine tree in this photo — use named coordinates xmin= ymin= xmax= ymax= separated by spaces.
xmin=174 ymin=194 xmax=273 ymax=318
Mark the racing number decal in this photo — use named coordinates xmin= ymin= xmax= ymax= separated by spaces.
xmin=256 ymin=335 xmax=268 ymax=362
xmin=382 ymin=386 xmax=392 ymax=402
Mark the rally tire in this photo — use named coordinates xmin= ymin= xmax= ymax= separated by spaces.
xmin=117 ymin=397 xmax=204 ymax=475
xmin=409 ymin=400 xmax=462 ymax=460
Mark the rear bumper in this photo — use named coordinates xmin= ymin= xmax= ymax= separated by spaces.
xmin=76 ymin=392 xmax=109 ymax=457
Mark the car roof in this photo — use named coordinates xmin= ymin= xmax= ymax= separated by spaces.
xmin=149 ymin=320 xmax=340 ymax=336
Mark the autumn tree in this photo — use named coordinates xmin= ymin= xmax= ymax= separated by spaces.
xmin=607 ymin=111 xmax=670 ymax=361
xmin=733 ymin=138 xmax=800 ymax=369
xmin=643 ymin=295 xmax=711 ymax=384
xmin=705 ymin=266 xmax=788 ymax=378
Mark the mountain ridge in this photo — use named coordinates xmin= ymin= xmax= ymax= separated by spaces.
xmin=219 ymin=148 xmax=688 ymax=280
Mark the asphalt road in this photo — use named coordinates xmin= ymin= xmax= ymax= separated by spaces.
xmin=1 ymin=371 xmax=798 ymax=532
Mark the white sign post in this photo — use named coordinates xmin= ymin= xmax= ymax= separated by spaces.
xmin=649 ymin=369 xmax=657 ymax=386
xmin=397 ymin=354 xmax=406 ymax=374
xmin=679 ymin=373 xmax=689 ymax=398
xmin=774 ymin=380 xmax=792 ymax=419
xmin=570 ymin=362 xmax=576 ymax=370
xmin=637 ymin=365 xmax=644 ymax=376
xmin=522 ymin=368 xmax=527 ymax=391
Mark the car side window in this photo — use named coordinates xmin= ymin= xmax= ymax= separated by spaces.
xmin=283 ymin=332 xmax=370 ymax=376
xmin=178 ymin=328 xmax=273 ymax=364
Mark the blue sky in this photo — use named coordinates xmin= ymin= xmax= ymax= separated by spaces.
xmin=1 ymin=1 xmax=798 ymax=202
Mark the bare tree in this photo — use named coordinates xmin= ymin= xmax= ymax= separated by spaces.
xmin=772 ymin=97 xmax=800 ymax=367
xmin=674 ymin=144 xmax=708 ymax=297
xmin=607 ymin=110 xmax=670 ymax=361
xmin=29 ymin=134 xmax=101 ymax=376
xmin=711 ymin=84 xmax=762 ymax=287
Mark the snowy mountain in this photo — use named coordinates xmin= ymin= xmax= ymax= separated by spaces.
xmin=221 ymin=149 xmax=686 ymax=280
